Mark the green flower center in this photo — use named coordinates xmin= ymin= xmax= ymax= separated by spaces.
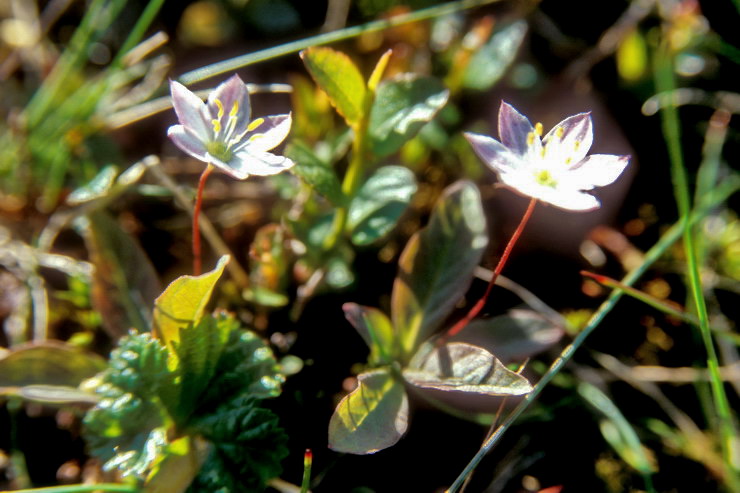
xmin=535 ymin=169 xmax=557 ymax=187
xmin=206 ymin=140 xmax=233 ymax=163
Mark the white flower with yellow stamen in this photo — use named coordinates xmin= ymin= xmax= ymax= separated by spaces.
xmin=167 ymin=75 xmax=294 ymax=179
xmin=465 ymin=101 xmax=629 ymax=211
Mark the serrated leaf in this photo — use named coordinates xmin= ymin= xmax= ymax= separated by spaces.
xmin=347 ymin=165 xmax=417 ymax=245
xmin=343 ymin=303 xmax=395 ymax=365
xmin=301 ymin=47 xmax=367 ymax=127
xmin=329 ymin=369 xmax=408 ymax=454
xmin=0 ymin=342 xmax=106 ymax=387
xmin=81 ymin=210 xmax=161 ymax=337
xmin=403 ymin=342 xmax=532 ymax=396
xmin=368 ymin=74 xmax=449 ymax=157
xmin=450 ymin=309 xmax=564 ymax=363
xmin=463 ymin=21 xmax=527 ymax=91
xmin=392 ymin=180 xmax=488 ymax=358
xmin=286 ymin=142 xmax=345 ymax=205
xmin=153 ymin=256 xmax=229 ymax=352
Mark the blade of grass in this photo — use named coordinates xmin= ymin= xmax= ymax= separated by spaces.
xmin=654 ymin=44 xmax=739 ymax=488
xmin=446 ymin=178 xmax=739 ymax=492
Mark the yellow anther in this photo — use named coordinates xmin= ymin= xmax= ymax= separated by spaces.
xmin=214 ymin=99 xmax=225 ymax=119
xmin=565 ymin=157 xmax=572 ymax=165
xmin=534 ymin=122 xmax=543 ymax=136
xmin=573 ymin=140 xmax=581 ymax=151
xmin=211 ymin=119 xmax=221 ymax=133
xmin=527 ymin=131 xmax=536 ymax=146
xmin=247 ymin=117 xmax=264 ymax=132
xmin=555 ymin=126 xmax=565 ymax=139
xmin=229 ymin=100 xmax=239 ymax=118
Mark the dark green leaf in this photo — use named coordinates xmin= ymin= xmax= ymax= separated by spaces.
xmin=368 ymin=74 xmax=449 ymax=157
xmin=403 ymin=342 xmax=532 ymax=396
xmin=391 ymin=180 xmax=488 ymax=358
xmin=463 ymin=21 xmax=528 ymax=91
xmin=328 ymin=368 xmax=408 ymax=454
xmin=347 ymin=165 xmax=417 ymax=245
xmin=301 ymin=47 xmax=367 ymax=127
xmin=80 ymin=210 xmax=161 ymax=337
xmin=286 ymin=142 xmax=345 ymax=205
xmin=450 ymin=309 xmax=564 ymax=363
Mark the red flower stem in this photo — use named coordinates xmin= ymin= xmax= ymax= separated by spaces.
xmin=445 ymin=197 xmax=537 ymax=339
xmin=193 ymin=164 xmax=214 ymax=275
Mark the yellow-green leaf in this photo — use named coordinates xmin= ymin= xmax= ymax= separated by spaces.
xmin=616 ymin=28 xmax=648 ymax=83
xmin=301 ymin=47 xmax=367 ymax=127
xmin=343 ymin=303 xmax=396 ymax=364
xmin=328 ymin=368 xmax=408 ymax=454
xmin=153 ymin=256 xmax=229 ymax=351
xmin=368 ymin=49 xmax=393 ymax=92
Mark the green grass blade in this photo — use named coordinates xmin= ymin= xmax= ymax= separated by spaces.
xmin=654 ymin=44 xmax=739 ymax=489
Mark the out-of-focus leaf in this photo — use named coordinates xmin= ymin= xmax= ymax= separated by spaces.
xmin=325 ymin=254 xmax=355 ymax=290
xmin=343 ymin=303 xmax=396 ymax=365
xmin=301 ymin=47 xmax=367 ymax=127
xmin=80 ymin=210 xmax=161 ymax=337
xmin=245 ymin=224 xmax=293 ymax=308
xmin=242 ymin=286 xmax=289 ymax=308
xmin=403 ymin=342 xmax=532 ymax=396
xmin=12 ymin=384 xmax=99 ymax=405
xmin=392 ymin=180 xmax=487 ymax=359
xmin=616 ymin=28 xmax=648 ymax=83
xmin=153 ymin=256 xmax=228 ymax=352
xmin=368 ymin=74 xmax=449 ymax=157
xmin=368 ymin=49 xmax=392 ymax=92
xmin=0 ymin=341 xmax=106 ymax=387
xmin=144 ymin=436 xmax=203 ymax=493
xmin=578 ymin=382 xmax=656 ymax=476
xmin=347 ymin=165 xmax=417 ymax=245
xmin=450 ymin=309 xmax=564 ymax=363
xmin=66 ymin=165 xmax=118 ymax=205
xmin=328 ymin=369 xmax=408 ymax=455
xmin=462 ymin=21 xmax=527 ymax=90
xmin=286 ymin=142 xmax=345 ymax=205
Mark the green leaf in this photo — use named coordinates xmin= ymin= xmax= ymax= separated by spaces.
xmin=187 ymin=395 xmax=289 ymax=493
xmin=0 ymin=342 xmax=106 ymax=387
xmin=301 ymin=47 xmax=367 ymax=127
xmin=286 ymin=142 xmax=345 ymax=205
xmin=391 ymin=180 xmax=487 ymax=358
xmin=4 ymin=384 xmax=99 ymax=406
xmin=328 ymin=368 xmax=408 ymax=454
xmin=403 ymin=342 xmax=532 ymax=396
xmin=153 ymin=256 xmax=229 ymax=352
xmin=462 ymin=21 xmax=527 ymax=91
xmin=144 ymin=436 xmax=203 ymax=493
xmin=450 ymin=310 xmax=564 ymax=363
xmin=343 ymin=303 xmax=395 ymax=365
xmin=368 ymin=74 xmax=449 ymax=157
xmin=66 ymin=165 xmax=119 ymax=205
xmin=80 ymin=210 xmax=161 ymax=337
xmin=347 ymin=165 xmax=417 ymax=245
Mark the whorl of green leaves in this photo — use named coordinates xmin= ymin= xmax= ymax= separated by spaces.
xmin=83 ymin=312 xmax=287 ymax=491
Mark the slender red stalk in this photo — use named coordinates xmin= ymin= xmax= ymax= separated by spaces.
xmin=193 ymin=164 xmax=214 ymax=275
xmin=445 ymin=197 xmax=537 ymax=339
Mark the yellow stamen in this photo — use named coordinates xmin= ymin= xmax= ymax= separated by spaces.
xmin=527 ymin=131 xmax=535 ymax=146
xmin=247 ymin=117 xmax=264 ymax=132
xmin=534 ymin=122 xmax=543 ymax=136
xmin=211 ymin=119 xmax=221 ymax=133
xmin=214 ymin=98 xmax=225 ymax=119
xmin=573 ymin=140 xmax=581 ymax=151
xmin=230 ymin=100 xmax=239 ymax=117
xmin=555 ymin=126 xmax=564 ymax=139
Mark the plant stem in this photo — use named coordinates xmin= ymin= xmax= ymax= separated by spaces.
xmin=300 ymin=449 xmax=313 ymax=493
xmin=445 ymin=197 xmax=537 ymax=339
xmin=654 ymin=44 xmax=739 ymax=489
xmin=445 ymin=179 xmax=739 ymax=493
xmin=193 ymin=164 xmax=214 ymax=275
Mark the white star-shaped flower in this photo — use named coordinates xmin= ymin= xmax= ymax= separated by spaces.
xmin=465 ymin=101 xmax=629 ymax=211
xmin=167 ymin=75 xmax=294 ymax=179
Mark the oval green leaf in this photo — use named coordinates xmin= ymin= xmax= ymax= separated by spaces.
xmin=301 ymin=47 xmax=367 ymax=127
xmin=343 ymin=303 xmax=395 ymax=364
xmin=347 ymin=165 xmax=417 ymax=245
xmin=153 ymin=255 xmax=229 ymax=351
xmin=286 ymin=142 xmax=345 ymax=205
xmin=403 ymin=342 xmax=532 ymax=396
xmin=328 ymin=368 xmax=409 ymax=454
xmin=0 ymin=342 xmax=106 ymax=387
xmin=391 ymin=180 xmax=488 ymax=358
xmin=462 ymin=21 xmax=527 ymax=91
xmin=368 ymin=74 xmax=449 ymax=158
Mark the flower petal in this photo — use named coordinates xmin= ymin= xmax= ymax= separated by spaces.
xmin=464 ymin=132 xmax=525 ymax=174
xmin=566 ymin=154 xmax=630 ymax=190
xmin=167 ymin=125 xmax=209 ymax=162
xmin=543 ymin=112 xmax=593 ymax=165
xmin=539 ymin=187 xmax=600 ymax=211
xmin=230 ymin=148 xmax=295 ymax=177
xmin=237 ymin=113 xmax=292 ymax=153
xmin=207 ymin=74 xmax=252 ymax=137
xmin=170 ymin=80 xmax=211 ymax=142
xmin=498 ymin=101 xmax=536 ymax=157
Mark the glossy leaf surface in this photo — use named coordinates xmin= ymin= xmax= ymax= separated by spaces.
xmin=328 ymin=369 xmax=408 ymax=454
xmin=463 ymin=21 xmax=527 ymax=91
xmin=343 ymin=303 xmax=395 ymax=364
